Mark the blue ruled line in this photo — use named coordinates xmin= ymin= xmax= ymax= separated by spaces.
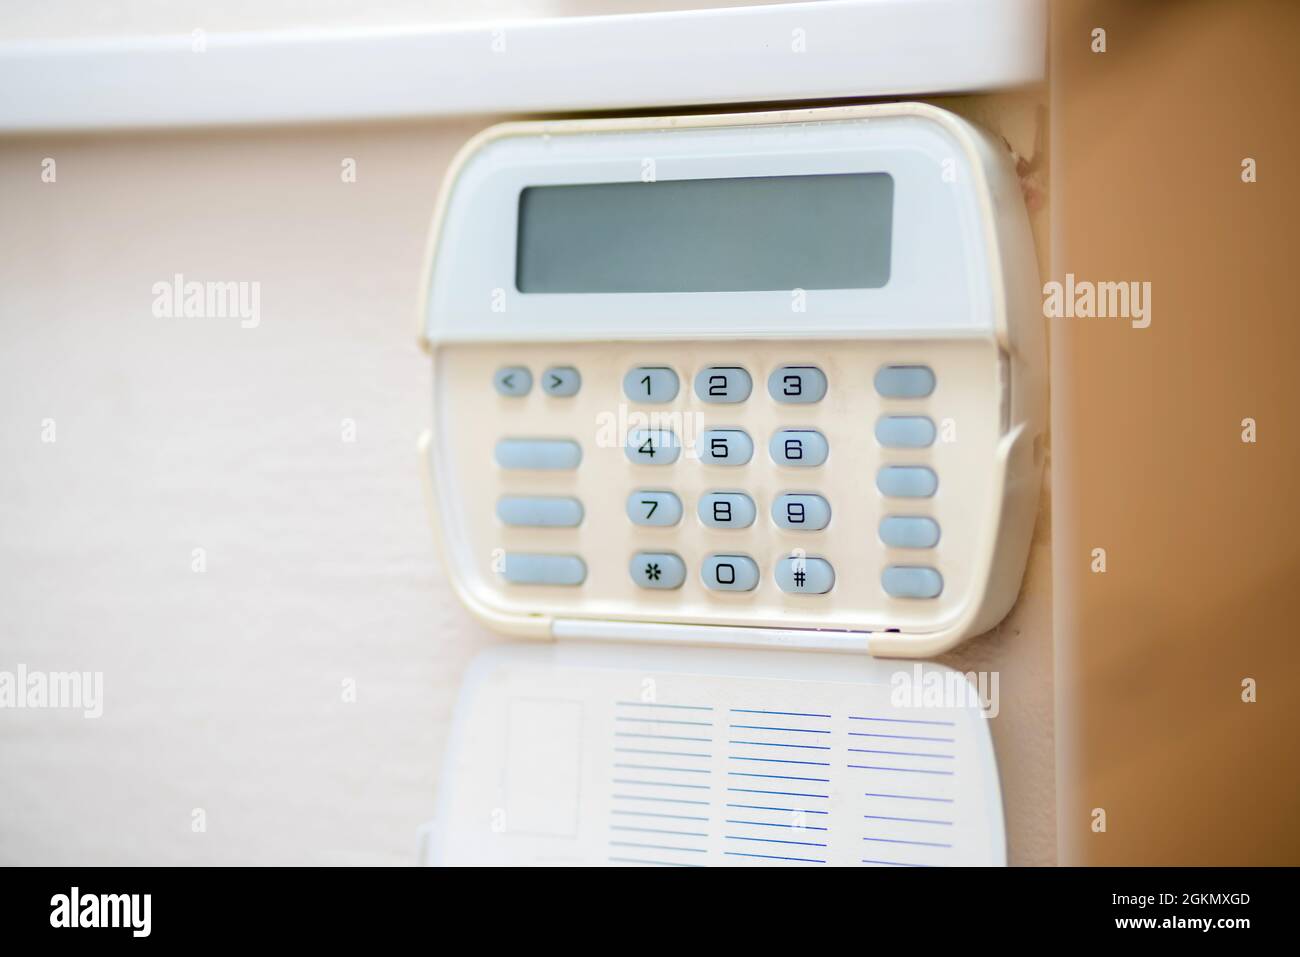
xmin=863 ymin=836 xmax=953 ymax=848
xmin=864 ymin=792 xmax=954 ymax=803
xmin=847 ymin=765 xmax=954 ymax=776
xmin=616 ymin=702 xmax=713 ymax=711
xmin=726 ymin=851 xmax=825 ymax=864
xmin=726 ymin=835 xmax=827 ymax=848
xmin=849 ymin=715 xmax=956 ymax=726
xmin=728 ymin=788 xmax=829 ymax=799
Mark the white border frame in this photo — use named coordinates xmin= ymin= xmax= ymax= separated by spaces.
xmin=0 ymin=0 xmax=1045 ymax=132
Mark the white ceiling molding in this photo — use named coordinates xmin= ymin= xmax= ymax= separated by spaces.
xmin=0 ymin=0 xmax=1045 ymax=132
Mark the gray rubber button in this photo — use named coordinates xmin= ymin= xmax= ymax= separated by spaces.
xmin=701 ymin=554 xmax=760 ymax=592
xmin=503 ymin=553 xmax=587 ymax=586
xmin=694 ymin=366 xmax=752 ymax=403
xmin=879 ymin=516 xmax=940 ymax=548
xmin=874 ymin=365 xmax=936 ymax=398
xmin=630 ymin=552 xmax=686 ymax=590
xmin=877 ymin=466 xmax=938 ymax=498
xmin=624 ymin=367 xmax=679 ymax=403
xmin=542 ymin=366 xmax=581 ymax=397
xmin=697 ymin=429 xmax=753 ymax=466
xmin=875 ymin=416 xmax=936 ymax=448
xmin=497 ymin=496 xmax=584 ymax=527
xmin=775 ymin=556 xmax=835 ymax=595
xmin=698 ymin=492 xmax=756 ymax=528
xmin=495 ymin=438 xmax=582 ymax=470
xmin=768 ymin=366 xmax=827 ymax=404
xmin=771 ymin=493 xmax=831 ymax=530
xmin=769 ymin=429 xmax=829 ymax=467
xmin=882 ymin=565 xmax=943 ymax=599
xmin=494 ymin=366 xmax=532 ymax=396
xmin=627 ymin=490 xmax=683 ymax=526
xmin=626 ymin=429 xmax=681 ymax=464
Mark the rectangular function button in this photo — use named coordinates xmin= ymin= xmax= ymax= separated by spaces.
xmin=879 ymin=516 xmax=940 ymax=548
xmin=769 ymin=429 xmax=828 ymax=467
xmin=694 ymin=366 xmax=752 ymax=403
xmin=701 ymin=554 xmax=760 ymax=592
xmin=623 ymin=366 xmax=679 ymax=403
xmin=503 ymin=553 xmax=587 ymax=586
xmin=626 ymin=429 xmax=681 ymax=464
xmin=495 ymin=438 xmax=582 ymax=470
xmin=630 ymin=552 xmax=686 ymax=590
xmin=696 ymin=429 xmax=753 ymax=465
xmin=877 ymin=466 xmax=938 ymax=498
xmin=771 ymin=493 xmax=831 ymax=530
xmin=874 ymin=365 xmax=936 ymax=398
xmin=882 ymin=565 xmax=943 ymax=599
xmin=497 ymin=496 xmax=584 ymax=528
xmin=768 ymin=365 xmax=827 ymax=404
xmin=875 ymin=416 xmax=936 ymax=448
xmin=627 ymin=490 xmax=682 ymax=526
xmin=775 ymin=556 xmax=835 ymax=594
xmin=698 ymin=491 xmax=756 ymax=528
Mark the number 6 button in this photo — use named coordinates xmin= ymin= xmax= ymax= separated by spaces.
xmin=769 ymin=429 xmax=828 ymax=467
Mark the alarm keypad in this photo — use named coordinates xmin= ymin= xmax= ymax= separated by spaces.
xmin=451 ymin=341 xmax=987 ymax=632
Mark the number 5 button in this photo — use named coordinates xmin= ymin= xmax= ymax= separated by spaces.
xmin=696 ymin=429 xmax=753 ymax=466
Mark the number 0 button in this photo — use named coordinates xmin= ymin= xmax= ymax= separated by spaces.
xmin=624 ymin=367 xmax=679 ymax=403
xmin=701 ymin=554 xmax=759 ymax=592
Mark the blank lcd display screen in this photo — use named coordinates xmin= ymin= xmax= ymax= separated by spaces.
xmin=515 ymin=173 xmax=893 ymax=293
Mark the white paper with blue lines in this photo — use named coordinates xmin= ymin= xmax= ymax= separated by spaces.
xmin=430 ymin=642 xmax=1004 ymax=866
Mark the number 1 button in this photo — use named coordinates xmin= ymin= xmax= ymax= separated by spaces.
xmin=623 ymin=367 xmax=679 ymax=403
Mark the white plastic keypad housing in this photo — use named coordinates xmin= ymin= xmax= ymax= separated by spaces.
xmin=418 ymin=103 xmax=1045 ymax=658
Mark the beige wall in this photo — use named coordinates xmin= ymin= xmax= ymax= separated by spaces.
xmin=0 ymin=3 xmax=1055 ymax=865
